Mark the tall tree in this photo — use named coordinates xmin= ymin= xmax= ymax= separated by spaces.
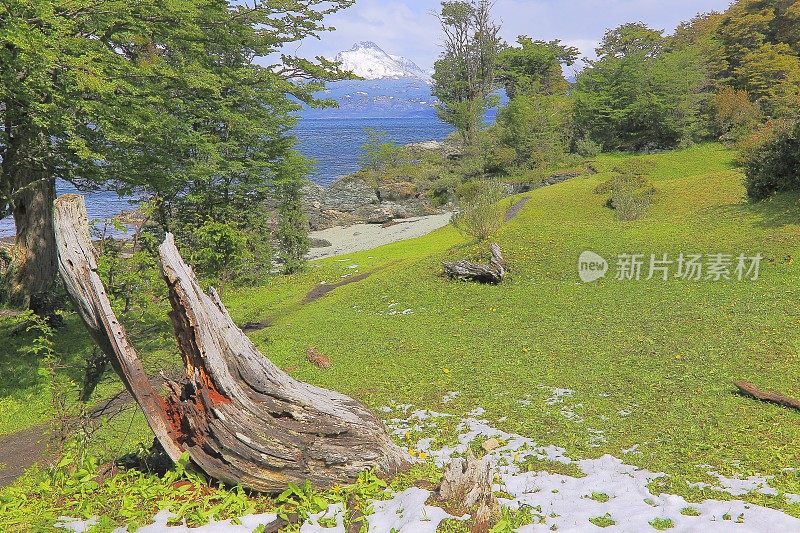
xmin=432 ymin=0 xmax=502 ymax=145
xmin=495 ymin=37 xmax=578 ymax=98
xmin=714 ymin=0 xmax=800 ymax=117
xmin=0 ymin=0 xmax=352 ymax=314
xmin=574 ymin=23 xmax=707 ymax=151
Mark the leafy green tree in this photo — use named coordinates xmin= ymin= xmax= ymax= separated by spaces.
xmin=432 ymin=0 xmax=502 ymax=145
xmin=274 ymin=152 xmax=311 ymax=274
xmin=714 ymin=0 xmax=800 ymax=117
xmin=0 ymin=0 xmax=352 ymax=313
xmin=735 ymin=43 xmax=800 ymax=117
xmin=595 ymin=22 xmax=666 ymax=60
xmin=574 ymin=24 xmax=707 ymax=151
xmin=495 ymin=94 xmax=575 ymax=168
xmin=496 ymin=37 xmax=579 ymax=98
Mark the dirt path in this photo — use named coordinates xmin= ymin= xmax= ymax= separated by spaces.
xmin=505 ymin=197 xmax=530 ymax=222
xmin=0 ymin=372 xmax=178 ymax=489
xmin=0 ymin=424 xmax=50 ymax=488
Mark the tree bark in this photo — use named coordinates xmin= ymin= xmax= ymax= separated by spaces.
xmin=5 ymin=129 xmax=58 ymax=314
xmin=443 ymin=243 xmax=507 ymax=284
xmin=54 ymin=194 xmax=409 ymax=492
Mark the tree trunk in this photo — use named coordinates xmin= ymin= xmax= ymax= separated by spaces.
xmin=443 ymin=243 xmax=507 ymax=284
xmin=6 ymin=149 xmax=57 ymax=315
xmin=54 ymin=194 xmax=409 ymax=492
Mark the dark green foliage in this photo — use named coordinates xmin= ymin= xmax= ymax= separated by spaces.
xmin=0 ymin=0 xmax=353 ymax=302
xmin=574 ymin=30 xmax=708 ymax=151
xmin=742 ymin=117 xmax=800 ymax=200
xmin=274 ymin=153 xmax=312 ymax=274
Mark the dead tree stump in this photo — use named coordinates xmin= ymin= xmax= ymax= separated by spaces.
xmin=443 ymin=243 xmax=507 ymax=284
xmin=439 ymin=450 xmax=499 ymax=530
xmin=54 ymin=194 xmax=409 ymax=492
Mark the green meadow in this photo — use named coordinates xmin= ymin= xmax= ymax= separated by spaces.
xmin=2 ymin=143 xmax=800 ymax=528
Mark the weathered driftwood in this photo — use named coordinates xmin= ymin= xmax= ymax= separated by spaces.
xmin=54 ymin=194 xmax=409 ymax=492
xmin=735 ymin=381 xmax=800 ymax=411
xmin=443 ymin=243 xmax=507 ymax=284
xmin=439 ymin=450 xmax=498 ymax=529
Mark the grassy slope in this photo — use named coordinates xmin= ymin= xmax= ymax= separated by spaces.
xmin=2 ymin=143 xmax=799 ymax=514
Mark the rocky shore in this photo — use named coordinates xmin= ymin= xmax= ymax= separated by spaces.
xmin=301 ymin=139 xmax=459 ymax=230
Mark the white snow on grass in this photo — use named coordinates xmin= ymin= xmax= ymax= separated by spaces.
xmin=383 ymin=407 xmax=800 ymax=532
xmin=544 ymin=387 xmax=575 ymax=406
xmin=54 ymin=406 xmax=800 ymax=532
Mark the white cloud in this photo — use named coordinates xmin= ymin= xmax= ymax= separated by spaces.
xmin=290 ymin=0 xmax=734 ymax=71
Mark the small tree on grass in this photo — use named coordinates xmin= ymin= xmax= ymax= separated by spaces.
xmin=452 ymin=180 xmax=505 ymax=241
xmin=359 ymin=129 xmax=407 ymax=189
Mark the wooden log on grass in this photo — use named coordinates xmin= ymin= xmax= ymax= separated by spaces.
xmin=443 ymin=243 xmax=507 ymax=284
xmin=54 ymin=194 xmax=409 ymax=492
xmin=735 ymin=381 xmax=800 ymax=411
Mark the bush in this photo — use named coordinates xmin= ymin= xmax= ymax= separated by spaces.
xmin=574 ymin=136 xmax=602 ymax=157
xmin=741 ymin=117 xmax=800 ymax=201
xmin=483 ymin=143 xmax=517 ymax=175
xmin=452 ymin=180 xmax=505 ymax=241
xmin=595 ymin=159 xmax=658 ymax=220
xmin=712 ymin=87 xmax=763 ymax=143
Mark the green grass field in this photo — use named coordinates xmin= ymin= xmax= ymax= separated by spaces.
xmin=2 ymin=143 xmax=800 ymax=527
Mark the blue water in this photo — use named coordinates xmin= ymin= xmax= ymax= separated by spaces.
xmin=0 ymin=81 xmax=453 ymax=237
xmin=295 ymin=116 xmax=453 ymax=185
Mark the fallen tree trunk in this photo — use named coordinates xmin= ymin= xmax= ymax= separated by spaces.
xmin=735 ymin=381 xmax=800 ymax=411
xmin=443 ymin=243 xmax=507 ymax=284
xmin=54 ymin=194 xmax=409 ymax=492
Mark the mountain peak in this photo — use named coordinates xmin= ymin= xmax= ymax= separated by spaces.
xmin=351 ymin=41 xmax=384 ymax=51
xmin=334 ymin=42 xmax=431 ymax=83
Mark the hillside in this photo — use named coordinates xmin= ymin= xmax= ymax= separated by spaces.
xmin=2 ymin=144 xmax=800 ymax=529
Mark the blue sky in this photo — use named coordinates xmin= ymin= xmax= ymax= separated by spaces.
xmin=293 ymin=0 xmax=735 ymax=72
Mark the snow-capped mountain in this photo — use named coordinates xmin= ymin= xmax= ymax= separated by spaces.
xmin=334 ymin=42 xmax=431 ymax=83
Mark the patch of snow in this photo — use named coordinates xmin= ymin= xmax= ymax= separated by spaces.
xmin=54 ymin=517 xmax=98 ymax=532
xmin=56 ymin=408 xmax=800 ymax=533
xmin=333 ymin=42 xmax=431 ymax=82
xmin=544 ymin=387 xmax=575 ymax=405
xmin=442 ymin=391 xmax=461 ymax=403
xmin=621 ymin=444 xmax=640 ymax=455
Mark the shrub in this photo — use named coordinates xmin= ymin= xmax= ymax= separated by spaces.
xmin=452 ymin=180 xmax=505 ymax=241
xmin=574 ymin=136 xmax=602 ymax=157
xmin=741 ymin=117 xmax=800 ymax=201
xmin=595 ymin=158 xmax=658 ymax=220
xmin=712 ymin=87 xmax=762 ymax=143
